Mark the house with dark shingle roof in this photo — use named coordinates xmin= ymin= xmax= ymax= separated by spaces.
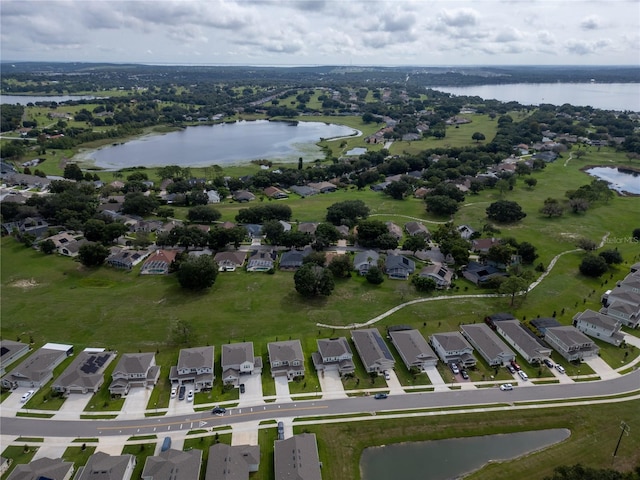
xmin=52 ymin=350 xmax=115 ymax=395
xmin=221 ymin=342 xmax=263 ymax=386
xmin=1 ymin=345 xmax=71 ymax=389
xmin=389 ymin=329 xmax=438 ymax=371
xmin=274 ymin=434 xmax=322 ymax=480
xmin=141 ymin=449 xmax=202 ymax=480
xmin=290 ymin=185 xmax=317 ymax=197
xmin=429 ymin=332 xmax=476 ymax=368
xmin=460 ymin=324 xmax=515 ymax=366
xmin=205 ymin=444 xmax=260 ymax=480
xmin=404 ymin=221 xmax=430 ymax=239
xmin=384 ymin=254 xmax=415 ymax=280
xmin=213 ymin=251 xmax=247 ymax=271
xmin=106 ymin=249 xmax=151 ymax=270
xmin=419 ymin=263 xmax=454 ymax=289
xmin=75 ymin=452 xmax=135 ymax=480
xmin=312 ymin=337 xmax=355 ymax=375
xmin=279 ymin=248 xmax=312 ymax=270
xmin=109 ymin=353 xmax=160 ymax=396
xmin=573 ymin=310 xmax=624 ymax=346
xmin=246 ymin=249 xmax=276 ymax=272
xmin=268 ymin=340 xmax=305 ymax=380
xmin=232 ymin=190 xmax=256 ymax=202
xmin=6 ymin=457 xmax=74 ymax=480
xmin=351 ymin=328 xmax=395 ymax=374
xmin=544 ymin=325 xmax=599 ymax=362
xmin=462 ymin=261 xmax=507 ymax=285
xmin=494 ymin=319 xmax=552 ymax=364
xmin=169 ymin=346 xmax=214 ymax=392
xmin=0 ymin=340 xmax=29 ymax=377
xmin=353 ymin=250 xmax=379 ymax=276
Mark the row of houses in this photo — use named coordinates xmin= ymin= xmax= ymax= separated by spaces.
xmin=7 ymin=433 xmax=322 ymax=480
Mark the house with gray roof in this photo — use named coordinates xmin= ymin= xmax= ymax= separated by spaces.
xmin=573 ymin=310 xmax=624 ymax=346
xmin=603 ymin=299 xmax=640 ymax=329
xmin=268 ymin=340 xmax=305 ymax=380
xmin=214 ymin=251 xmax=247 ymax=271
xmin=52 ymin=350 xmax=115 ymax=395
xmin=429 ymin=332 xmax=476 ymax=368
xmin=106 ymin=249 xmax=151 ymax=270
xmin=404 ymin=221 xmax=430 ymax=238
xmin=389 ymin=329 xmax=438 ymax=371
xmin=298 ymin=222 xmax=319 ymax=235
xmin=419 ymin=263 xmax=454 ymax=289
xmin=351 ymin=328 xmax=395 ymax=374
xmin=384 ymin=254 xmax=415 ymax=280
xmin=6 ymin=457 xmax=74 ymax=480
xmin=460 ymin=324 xmax=515 ymax=366
xmin=312 ymin=337 xmax=355 ymax=375
xmin=169 ymin=346 xmax=214 ymax=392
xmin=1 ymin=345 xmax=71 ymax=389
xmin=308 ymin=181 xmax=336 ymax=193
xmin=75 ymin=452 xmax=135 ymax=480
xmin=205 ymin=444 xmax=260 ymax=480
xmin=232 ymin=190 xmax=256 ymax=202
xmin=457 ymin=224 xmax=476 ymax=240
xmin=462 ymin=261 xmax=507 ymax=285
xmin=290 ymin=185 xmax=317 ymax=197
xmin=385 ymin=221 xmax=403 ymax=240
xmin=109 ymin=353 xmax=160 ymax=396
xmin=279 ymin=248 xmax=311 ymax=270
xmin=0 ymin=340 xmax=29 ymax=377
xmin=274 ymin=433 xmax=322 ymax=480
xmin=544 ymin=326 xmax=599 ymax=362
xmin=494 ymin=319 xmax=552 ymax=364
xmin=602 ymin=281 xmax=640 ymax=328
xmin=246 ymin=249 xmax=276 ymax=272
xmin=221 ymin=342 xmax=263 ymax=386
xmin=141 ymin=449 xmax=202 ymax=480
xmin=353 ymin=250 xmax=379 ymax=276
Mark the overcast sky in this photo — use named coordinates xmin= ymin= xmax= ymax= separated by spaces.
xmin=1 ymin=0 xmax=639 ymax=66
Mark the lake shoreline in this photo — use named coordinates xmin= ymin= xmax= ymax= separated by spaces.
xmin=581 ymin=164 xmax=640 ymax=197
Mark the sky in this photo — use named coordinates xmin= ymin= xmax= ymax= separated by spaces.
xmin=1 ymin=0 xmax=639 ymax=66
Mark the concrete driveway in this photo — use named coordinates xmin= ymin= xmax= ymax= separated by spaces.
xmin=31 ymin=437 xmax=69 ymax=461
xmin=231 ymin=421 xmax=260 ymax=446
xmin=384 ymin=369 xmax=405 ymax=394
xmin=2 ymin=387 xmax=39 ymax=414
xmin=585 ymin=356 xmax=619 ymax=380
xmin=118 ymin=387 xmax=152 ymax=419
xmin=317 ymin=369 xmax=347 ymax=399
xmin=274 ymin=376 xmax=292 ymax=403
xmin=55 ymin=394 xmax=92 ymax=419
xmin=237 ymin=373 xmax=264 ymax=407
xmin=424 ymin=366 xmax=447 ymax=392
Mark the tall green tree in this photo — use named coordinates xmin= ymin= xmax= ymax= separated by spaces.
xmin=294 ymin=264 xmax=335 ymax=297
xmin=176 ymin=255 xmax=219 ymax=290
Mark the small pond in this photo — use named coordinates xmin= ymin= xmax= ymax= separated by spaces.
xmin=360 ymin=429 xmax=570 ymax=480
xmin=586 ymin=167 xmax=640 ymax=195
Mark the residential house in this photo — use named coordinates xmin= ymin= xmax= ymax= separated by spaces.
xmin=106 ymin=249 xmax=151 ymax=270
xmin=384 ymin=254 xmax=415 ymax=280
xmin=280 ymin=248 xmax=311 ymax=270
xmin=52 ymin=350 xmax=115 ymax=395
xmin=471 ymin=237 xmax=501 ymax=253
xmin=1 ymin=173 xmax=51 ymax=189
xmin=312 ymin=337 xmax=355 ymax=375
xmin=351 ymin=328 xmax=395 ymax=374
xmin=109 ymin=353 xmax=160 ymax=396
xmin=385 ymin=221 xmax=403 ymax=241
xmin=140 ymin=250 xmax=178 ymax=275
xmin=460 ymin=324 xmax=515 ymax=366
xmin=353 ymin=250 xmax=379 ymax=276
xmin=264 ymin=186 xmax=288 ymax=199
xmin=2 ymin=216 xmax=49 ymax=239
xmin=279 ymin=220 xmax=292 ymax=232
xmin=457 ymin=224 xmax=476 ymax=240
xmin=530 ymin=317 xmax=562 ymax=336
xmin=6 ymin=457 xmax=74 ymax=480
xmin=298 ymin=222 xmax=318 ymax=236
xmin=494 ymin=319 xmax=552 ymax=364
xmin=221 ymin=342 xmax=263 ymax=386
xmin=429 ymin=332 xmax=476 ymax=368
xmin=205 ymin=444 xmax=260 ymax=480
xmin=206 ymin=190 xmax=221 ymax=204
xmin=274 ymin=434 xmax=322 ymax=480
xmin=616 ymin=272 xmax=640 ymax=293
xmin=1 ymin=343 xmax=72 ymax=389
xmin=404 ymin=221 xmax=430 ymax=239
xmin=308 ymin=181 xmax=336 ymax=193
xmin=290 ymin=185 xmax=317 ymax=197
xmin=544 ymin=326 xmax=599 ymax=362
xmin=233 ymin=190 xmax=256 ymax=202
xmin=462 ymin=261 xmax=508 ymax=286
xmin=484 ymin=312 xmax=517 ymax=330
xmin=59 ymin=238 xmax=89 ymax=257
xmin=573 ymin=310 xmax=624 ymax=346
xmin=75 ymin=452 xmax=135 ymax=480
xmin=169 ymin=346 xmax=214 ymax=392
xmin=418 ymin=263 xmax=454 ymax=289
xmin=243 ymin=224 xmax=263 ymax=239
xmin=414 ymin=187 xmax=429 ymax=199
xmin=603 ymin=298 xmax=640 ymax=329
xmin=246 ymin=249 xmax=276 ymax=272
xmin=389 ymin=329 xmax=438 ymax=371
xmin=141 ymin=449 xmax=202 ymax=480
xmin=213 ymin=251 xmax=247 ymax=271
xmin=0 ymin=340 xmax=30 ymax=376
xmin=268 ymin=340 xmax=305 ymax=380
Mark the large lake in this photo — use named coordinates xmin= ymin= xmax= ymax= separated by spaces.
xmin=586 ymin=167 xmax=640 ymax=195
xmin=432 ymin=83 xmax=640 ymax=112
xmin=79 ymin=120 xmax=358 ymax=169
xmin=0 ymin=94 xmax=98 ymax=104
xmin=360 ymin=429 xmax=570 ymax=480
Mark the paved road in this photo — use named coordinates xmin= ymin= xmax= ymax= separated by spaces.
xmin=2 ymin=370 xmax=638 ymax=438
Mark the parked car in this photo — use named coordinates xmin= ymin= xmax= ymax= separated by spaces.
xmin=449 ymin=363 xmax=460 ymax=375
xmin=161 ymin=437 xmax=172 ymax=452
xmin=384 ymin=370 xmax=391 ymax=381
xmin=239 ymin=383 xmax=245 ymax=394
xmin=178 ymin=385 xmax=186 ymax=401
xmin=543 ymin=358 xmax=554 ymax=368
xmin=506 ymin=364 xmax=516 ymax=374
xmin=212 ymin=406 xmax=226 ymax=415
xmin=518 ymin=370 xmax=529 ymax=381
xmin=510 ymin=360 xmax=521 ymax=371
xmin=500 ymin=383 xmax=514 ymax=391
xmin=277 ymin=421 xmax=284 ymax=440
xmin=20 ymin=390 xmax=34 ymax=403
xmin=460 ymin=369 xmax=469 ymax=380
xmin=374 ymin=393 xmax=388 ymax=399
xmin=186 ymin=390 xmax=194 ymax=402
xmin=555 ymin=364 xmax=566 ymax=374
xmin=170 ymin=387 xmax=177 ymax=398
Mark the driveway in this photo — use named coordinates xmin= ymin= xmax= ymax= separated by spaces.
xmin=2 ymin=388 xmax=39 ymax=415
xmin=55 ymin=394 xmax=92 ymax=419
xmin=274 ymin=376 xmax=292 ymax=403
xmin=237 ymin=373 xmax=265 ymax=407
xmin=384 ymin=369 xmax=404 ymax=395
xmin=118 ymin=388 xmax=152 ymax=419
xmin=231 ymin=421 xmax=260 ymax=446
xmin=30 ymin=437 xmax=68 ymax=461
xmin=424 ymin=366 xmax=447 ymax=392
xmin=585 ymin=356 xmax=619 ymax=380
xmin=317 ymin=369 xmax=347 ymax=399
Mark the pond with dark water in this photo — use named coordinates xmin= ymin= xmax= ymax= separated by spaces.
xmin=360 ymin=429 xmax=570 ymax=480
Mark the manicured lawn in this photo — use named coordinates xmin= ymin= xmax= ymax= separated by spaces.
xmin=121 ymin=443 xmax=156 ymax=479
xmin=0 ymin=445 xmax=38 ymax=480
xmin=61 ymin=445 xmax=96 ymax=467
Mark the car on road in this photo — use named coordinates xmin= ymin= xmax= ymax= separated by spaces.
xmin=212 ymin=406 xmax=226 ymax=415
xmin=500 ymin=383 xmax=514 ymax=391
xmin=384 ymin=370 xmax=391 ymax=381
xmin=178 ymin=386 xmax=186 ymax=401
xmin=555 ymin=364 xmax=566 ymax=374
xmin=506 ymin=364 xmax=516 ymax=374
xmin=460 ymin=369 xmax=469 ymax=380
xmin=239 ymin=383 xmax=245 ymax=394
xmin=20 ymin=390 xmax=34 ymax=403
xmin=170 ymin=387 xmax=177 ymax=398
xmin=518 ymin=370 xmax=529 ymax=381
xmin=449 ymin=363 xmax=460 ymax=375
xmin=186 ymin=390 xmax=194 ymax=402
xmin=543 ymin=358 xmax=554 ymax=368
xmin=374 ymin=393 xmax=388 ymax=399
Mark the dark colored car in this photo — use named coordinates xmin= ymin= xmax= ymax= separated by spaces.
xmin=178 ymin=385 xmax=186 ymax=401
xmin=239 ymin=383 xmax=245 ymax=394
xmin=212 ymin=406 xmax=227 ymax=415
xmin=277 ymin=421 xmax=284 ymax=440
xmin=461 ymin=369 xmax=469 ymax=380
xmin=506 ymin=364 xmax=516 ymax=374
xmin=543 ymin=358 xmax=554 ymax=368
xmin=374 ymin=393 xmax=388 ymax=399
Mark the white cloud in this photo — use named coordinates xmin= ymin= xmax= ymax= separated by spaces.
xmin=580 ymin=15 xmax=602 ymax=30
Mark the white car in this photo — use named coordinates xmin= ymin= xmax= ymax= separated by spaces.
xmin=170 ymin=387 xmax=177 ymax=398
xmin=555 ymin=364 xmax=566 ymax=374
xmin=500 ymin=383 xmax=513 ymax=391
xmin=186 ymin=390 xmax=194 ymax=402
xmin=20 ymin=390 xmax=35 ymax=403
xmin=518 ymin=370 xmax=529 ymax=381
xmin=384 ymin=370 xmax=391 ymax=381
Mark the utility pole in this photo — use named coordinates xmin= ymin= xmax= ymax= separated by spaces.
xmin=612 ymin=421 xmax=630 ymax=465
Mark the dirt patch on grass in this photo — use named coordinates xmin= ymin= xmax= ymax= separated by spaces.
xmin=10 ymin=278 xmax=39 ymax=289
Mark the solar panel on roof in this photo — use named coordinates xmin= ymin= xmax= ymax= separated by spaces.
xmin=373 ymin=334 xmax=394 ymax=360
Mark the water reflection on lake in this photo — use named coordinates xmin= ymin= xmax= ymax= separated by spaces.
xmin=360 ymin=429 xmax=570 ymax=480
xmin=586 ymin=167 xmax=640 ymax=195
xmin=0 ymin=94 xmax=98 ymax=105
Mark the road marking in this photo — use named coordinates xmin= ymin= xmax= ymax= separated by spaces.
xmin=199 ymin=421 xmax=207 ymax=427
xmin=100 ymin=405 xmax=329 ymax=431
